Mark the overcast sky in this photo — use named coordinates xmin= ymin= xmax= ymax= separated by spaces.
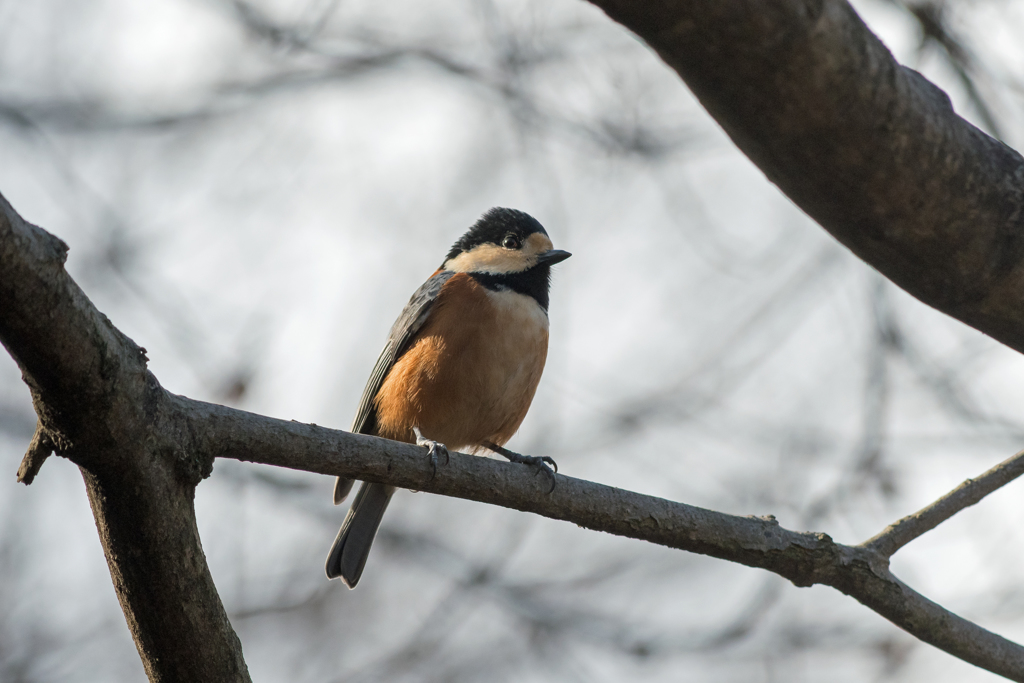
xmin=3 ymin=1 xmax=1024 ymax=681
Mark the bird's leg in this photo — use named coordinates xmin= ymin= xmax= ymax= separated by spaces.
xmin=483 ymin=441 xmax=558 ymax=492
xmin=413 ymin=426 xmax=450 ymax=477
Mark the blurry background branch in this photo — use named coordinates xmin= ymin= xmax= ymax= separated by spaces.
xmin=4 ymin=0 xmax=1024 ymax=682
xmin=6 ymin=184 xmax=1024 ymax=680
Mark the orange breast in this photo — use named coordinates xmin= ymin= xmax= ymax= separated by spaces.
xmin=373 ymin=273 xmax=549 ymax=450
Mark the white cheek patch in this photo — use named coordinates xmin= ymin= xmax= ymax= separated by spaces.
xmin=445 ymin=233 xmax=556 ymax=275
xmin=523 ymin=232 xmax=553 ymax=257
xmin=446 ymin=243 xmax=533 ymax=274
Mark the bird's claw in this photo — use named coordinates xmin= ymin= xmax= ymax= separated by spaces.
xmin=521 ymin=454 xmax=558 ymax=492
xmin=425 ymin=441 xmax=450 ymax=477
xmin=496 ymin=448 xmax=558 ymax=493
xmin=414 ymin=427 xmax=449 ymax=478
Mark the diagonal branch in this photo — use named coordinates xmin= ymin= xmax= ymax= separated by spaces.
xmin=587 ymin=0 xmax=1024 ymax=356
xmin=863 ymin=449 xmax=1024 ymax=557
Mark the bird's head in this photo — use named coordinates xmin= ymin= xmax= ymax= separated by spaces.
xmin=442 ymin=207 xmax=571 ymax=275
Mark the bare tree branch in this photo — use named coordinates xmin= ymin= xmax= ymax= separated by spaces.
xmin=863 ymin=448 xmax=1024 ymax=557
xmin=587 ymin=0 xmax=1024 ymax=356
xmin=0 ymin=194 xmax=250 ymax=683
xmin=190 ymin=397 xmax=1024 ymax=680
xmin=897 ymin=0 xmax=1005 ymax=140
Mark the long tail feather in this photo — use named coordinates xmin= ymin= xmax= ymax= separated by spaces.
xmin=325 ymin=482 xmax=395 ymax=588
xmin=333 ymin=476 xmax=355 ymax=504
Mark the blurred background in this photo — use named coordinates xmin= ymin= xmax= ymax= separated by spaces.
xmin=3 ymin=0 xmax=1024 ymax=681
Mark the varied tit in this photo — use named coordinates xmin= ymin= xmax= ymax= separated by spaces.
xmin=325 ymin=207 xmax=571 ymax=588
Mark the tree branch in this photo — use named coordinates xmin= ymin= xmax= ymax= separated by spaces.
xmin=863 ymin=449 xmax=1024 ymax=557
xmin=178 ymin=397 xmax=1024 ymax=681
xmin=0 ymin=194 xmax=250 ymax=683
xmin=586 ymin=0 xmax=1024 ymax=355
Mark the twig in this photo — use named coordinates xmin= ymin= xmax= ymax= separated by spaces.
xmin=863 ymin=449 xmax=1024 ymax=557
xmin=16 ymin=420 xmax=53 ymax=485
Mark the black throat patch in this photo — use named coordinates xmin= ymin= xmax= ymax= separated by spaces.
xmin=470 ymin=264 xmax=552 ymax=311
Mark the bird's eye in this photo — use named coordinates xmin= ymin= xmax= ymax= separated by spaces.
xmin=502 ymin=234 xmax=521 ymax=249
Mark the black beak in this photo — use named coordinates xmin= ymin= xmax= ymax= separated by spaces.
xmin=536 ymin=249 xmax=572 ymax=266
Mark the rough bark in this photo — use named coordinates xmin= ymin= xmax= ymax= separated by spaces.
xmin=0 ymin=196 xmax=250 ymax=683
xmin=192 ymin=398 xmax=1024 ymax=681
xmin=587 ymin=0 xmax=1024 ymax=354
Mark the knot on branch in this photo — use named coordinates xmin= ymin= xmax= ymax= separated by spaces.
xmin=168 ymin=441 xmax=215 ymax=487
xmin=902 ymin=66 xmax=953 ymax=113
xmin=37 ymin=225 xmax=68 ymax=264
xmin=767 ymin=532 xmax=843 ymax=588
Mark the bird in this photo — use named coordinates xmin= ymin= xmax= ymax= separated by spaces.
xmin=325 ymin=207 xmax=571 ymax=588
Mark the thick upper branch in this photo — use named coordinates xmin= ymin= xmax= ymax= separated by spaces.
xmin=587 ymin=0 xmax=1024 ymax=354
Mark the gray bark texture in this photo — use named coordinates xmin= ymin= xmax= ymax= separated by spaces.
xmin=4 ymin=0 xmax=1024 ymax=680
xmin=0 ymin=198 xmax=250 ymax=682
xmin=587 ymin=0 xmax=1024 ymax=354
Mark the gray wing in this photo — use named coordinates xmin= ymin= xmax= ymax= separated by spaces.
xmin=335 ymin=269 xmax=453 ymax=505
xmin=349 ymin=270 xmax=455 ymax=435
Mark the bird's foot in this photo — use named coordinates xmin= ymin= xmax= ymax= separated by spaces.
xmin=413 ymin=427 xmax=450 ymax=477
xmin=485 ymin=442 xmax=558 ymax=492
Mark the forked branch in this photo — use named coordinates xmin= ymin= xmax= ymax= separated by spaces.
xmin=192 ymin=398 xmax=1024 ymax=681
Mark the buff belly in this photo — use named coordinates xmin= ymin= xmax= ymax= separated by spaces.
xmin=373 ymin=273 xmax=549 ymax=450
